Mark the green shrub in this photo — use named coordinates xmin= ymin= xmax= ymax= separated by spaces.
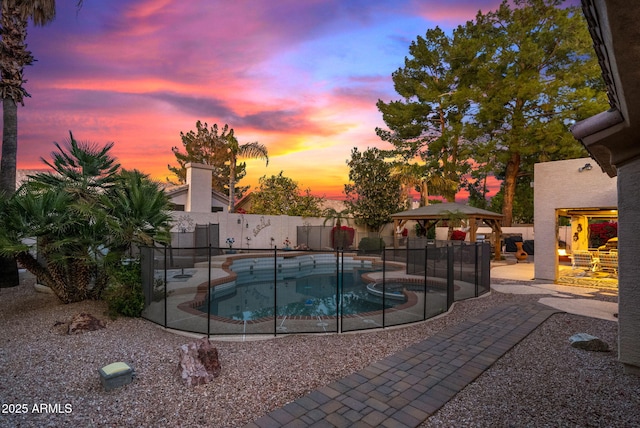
xmin=103 ymin=259 xmax=145 ymax=318
xmin=358 ymin=237 xmax=385 ymax=253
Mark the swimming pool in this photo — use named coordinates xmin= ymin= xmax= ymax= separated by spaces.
xmin=142 ymin=245 xmax=490 ymax=336
xmin=200 ymin=265 xmax=406 ymax=321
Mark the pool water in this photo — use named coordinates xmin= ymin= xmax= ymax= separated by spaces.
xmin=201 ymin=267 xmax=402 ymax=321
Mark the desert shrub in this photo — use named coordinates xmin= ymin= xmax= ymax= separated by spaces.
xmin=103 ymin=259 xmax=144 ymax=317
xmin=358 ymin=237 xmax=385 ymax=253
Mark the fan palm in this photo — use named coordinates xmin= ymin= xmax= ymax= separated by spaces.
xmin=0 ymin=133 xmax=172 ymax=303
xmin=103 ymin=169 xmax=172 ymax=255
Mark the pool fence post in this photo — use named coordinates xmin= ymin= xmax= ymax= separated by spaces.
xmin=483 ymin=242 xmax=491 ymax=293
xmin=424 ymin=244 xmax=428 ymax=320
xmin=164 ymin=244 xmax=168 ymax=329
xmin=447 ymin=244 xmax=454 ymax=309
xmin=336 ymin=249 xmax=341 ymax=333
xmin=207 ymin=244 xmax=211 ymax=338
xmin=273 ymin=247 xmax=277 ymax=337
xmin=474 ymin=242 xmax=479 ymax=297
xmin=382 ymin=248 xmax=386 ymax=328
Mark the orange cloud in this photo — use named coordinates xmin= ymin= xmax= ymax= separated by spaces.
xmin=15 ymin=0 xmax=514 ymax=204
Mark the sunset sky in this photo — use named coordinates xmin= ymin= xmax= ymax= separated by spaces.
xmin=10 ymin=0 xmax=573 ymax=200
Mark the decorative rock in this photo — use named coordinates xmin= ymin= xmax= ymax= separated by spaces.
xmin=177 ymin=337 xmax=222 ymax=387
xmin=67 ymin=312 xmax=106 ymax=335
xmin=569 ymin=333 xmax=610 ymax=352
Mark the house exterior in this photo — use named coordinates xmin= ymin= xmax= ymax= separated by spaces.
xmin=533 ymin=157 xmax=617 ymax=282
xmin=164 ymin=163 xmax=229 ymax=213
xmin=162 ymin=163 xmax=357 ymax=250
xmin=572 ymin=0 xmax=640 ymax=376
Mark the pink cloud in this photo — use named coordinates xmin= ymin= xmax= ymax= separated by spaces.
xmin=13 ymin=0 xmax=517 ymax=202
xmin=409 ymin=0 xmax=503 ymax=25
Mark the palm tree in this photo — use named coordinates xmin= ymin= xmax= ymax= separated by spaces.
xmin=104 ymin=169 xmax=172 ymax=256
xmin=0 ymin=0 xmax=56 ymax=287
xmin=391 ymin=162 xmax=456 ymax=207
xmin=322 ymin=208 xmax=351 ymax=228
xmin=0 ymin=0 xmax=56 ymax=195
xmin=0 ymin=133 xmax=171 ymax=303
xmin=226 ymin=130 xmax=268 ymax=212
xmin=323 ymin=208 xmax=352 ymax=249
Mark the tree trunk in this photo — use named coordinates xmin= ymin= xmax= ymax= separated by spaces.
xmin=0 ymin=256 xmax=19 ymax=288
xmin=14 ymin=251 xmax=62 ymax=296
xmin=502 ymin=152 xmax=521 ymax=227
xmin=228 ymin=155 xmax=236 ymax=213
xmin=1 ymin=97 xmax=18 ymax=195
xmin=420 ymin=181 xmax=428 ymax=206
xmin=0 ymin=98 xmax=20 ymax=287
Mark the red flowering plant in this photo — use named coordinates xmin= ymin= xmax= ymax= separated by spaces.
xmin=331 ymin=225 xmax=355 ymax=249
xmin=450 ymin=230 xmax=467 ymax=241
xmin=589 ymin=222 xmax=617 ymax=248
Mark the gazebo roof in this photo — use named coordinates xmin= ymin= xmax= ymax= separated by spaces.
xmin=390 ymin=202 xmax=503 ymax=259
xmin=390 ymin=202 xmax=503 ymax=221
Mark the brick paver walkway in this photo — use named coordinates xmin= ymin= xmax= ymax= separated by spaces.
xmin=244 ymin=303 xmax=560 ymax=428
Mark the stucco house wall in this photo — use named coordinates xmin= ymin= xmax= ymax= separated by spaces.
xmin=534 ymin=157 xmax=617 ymax=280
xmin=169 ymin=211 xmax=332 ymax=249
xmin=164 ymin=163 xmax=357 ymax=249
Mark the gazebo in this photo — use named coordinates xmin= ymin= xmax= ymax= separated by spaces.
xmin=390 ymin=202 xmax=504 ymax=260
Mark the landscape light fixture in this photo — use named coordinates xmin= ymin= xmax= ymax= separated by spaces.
xmin=578 ymin=163 xmax=593 ymax=172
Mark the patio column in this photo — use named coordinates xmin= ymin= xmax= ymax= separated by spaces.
xmin=617 ymin=158 xmax=640 ymax=375
xmin=468 ymin=217 xmax=477 ymax=243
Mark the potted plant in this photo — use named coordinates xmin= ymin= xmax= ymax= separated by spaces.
xmin=225 ymin=237 xmax=236 ymax=254
xmin=282 ymin=237 xmax=292 ymax=250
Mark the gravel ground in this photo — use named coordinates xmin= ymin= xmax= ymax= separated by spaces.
xmin=1 ymin=273 xmax=639 ymax=427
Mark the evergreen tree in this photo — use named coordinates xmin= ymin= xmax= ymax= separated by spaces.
xmin=377 ymin=0 xmax=607 ymax=226
xmin=344 ymin=148 xmax=403 ymax=232
xmin=168 ymin=121 xmax=248 ymax=198
xmin=376 ymin=27 xmax=473 ymax=203
xmin=250 ymin=171 xmax=323 ymax=217
xmin=461 ymin=0 xmax=607 ymax=225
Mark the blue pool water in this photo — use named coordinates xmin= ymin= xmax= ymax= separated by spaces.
xmin=200 ymin=266 xmax=404 ymax=321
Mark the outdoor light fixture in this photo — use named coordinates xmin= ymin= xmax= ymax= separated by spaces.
xmin=578 ymin=163 xmax=593 ymax=172
xmin=237 ymin=218 xmax=241 ymax=224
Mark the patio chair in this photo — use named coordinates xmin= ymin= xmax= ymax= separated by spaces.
xmin=598 ymin=251 xmax=618 ymax=275
xmin=571 ymin=250 xmax=597 ymax=272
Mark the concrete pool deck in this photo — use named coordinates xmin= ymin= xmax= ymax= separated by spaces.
xmin=244 ymin=260 xmax=618 ymax=428
xmin=491 ymin=258 xmax=618 ymax=322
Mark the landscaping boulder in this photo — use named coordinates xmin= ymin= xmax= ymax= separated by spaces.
xmin=177 ymin=337 xmax=221 ymax=387
xmin=569 ymin=333 xmax=610 ymax=352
